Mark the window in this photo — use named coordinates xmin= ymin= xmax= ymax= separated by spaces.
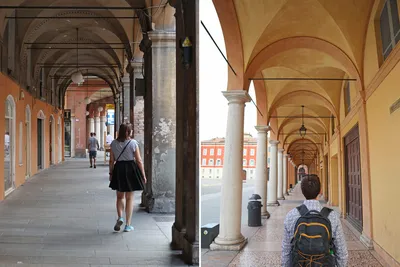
xmin=217 ymin=148 xmax=222 ymax=155
xmin=331 ymin=116 xmax=335 ymax=136
xmin=250 ymin=149 xmax=255 ymax=156
xmin=344 ymin=81 xmax=351 ymax=115
xmin=209 ymin=159 xmax=214 ymax=166
xmin=216 ymin=159 xmax=221 ymax=166
xmin=243 ymin=159 xmax=247 ymax=166
xmin=203 ymin=148 xmax=207 ymax=155
xmin=39 ymin=68 xmax=44 ymax=98
xmin=268 ymin=158 xmax=270 ymax=164
xmin=202 ymin=159 xmax=206 ymax=166
xmin=250 ymin=170 xmax=253 ymax=175
xmin=249 ymin=159 xmax=255 ymax=166
xmin=243 ymin=149 xmax=247 ymax=155
xmin=210 ymin=148 xmax=214 ymax=156
xmin=380 ymin=0 xmax=400 ymax=60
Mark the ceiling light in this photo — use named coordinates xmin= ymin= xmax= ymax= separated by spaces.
xmin=299 ymin=105 xmax=307 ymax=138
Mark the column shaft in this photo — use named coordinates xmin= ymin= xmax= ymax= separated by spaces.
xmin=267 ymin=140 xmax=279 ymax=205
xmin=277 ymin=149 xmax=284 ymax=200
xmin=283 ymin=154 xmax=288 ymax=196
xmin=254 ymin=126 xmax=270 ymax=217
xmin=95 ymin=117 xmax=100 ymax=141
xmin=71 ymin=116 xmax=75 ymax=158
xmin=100 ymin=116 xmax=106 ymax=149
xmin=89 ymin=118 xmax=94 ymax=134
xmin=210 ymin=91 xmax=250 ymax=251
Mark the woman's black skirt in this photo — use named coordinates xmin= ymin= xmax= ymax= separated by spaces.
xmin=109 ymin=160 xmax=144 ymax=192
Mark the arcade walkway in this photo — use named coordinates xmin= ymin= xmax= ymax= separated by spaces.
xmin=202 ymin=185 xmax=385 ymax=267
xmin=0 ymin=159 xmax=188 ymax=267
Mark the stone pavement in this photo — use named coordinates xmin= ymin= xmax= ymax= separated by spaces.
xmin=0 ymin=158 xmax=188 ymax=267
xmin=202 ymin=185 xmax=386 ymax=267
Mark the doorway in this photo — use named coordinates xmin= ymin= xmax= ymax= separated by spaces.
xmin=37 ymin=111 xmax=45 ymax=170
xmin=344 ymin=124 xmax=363 ymax=232
xmin=25 ymin=105 xmax=31 ymax=179
xmin=324 ymin=155 xmax=329 ymax=201
xmin=4 ymin=96 xmax=15 ymax=195
xmin=49 ymin=116 xmax=55 ymax=165
xmin=58 ymin=117 xmax=62 ymax=163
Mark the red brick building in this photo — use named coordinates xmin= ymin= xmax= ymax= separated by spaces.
xmin=201 ymin=134 xmax=257 ymax=179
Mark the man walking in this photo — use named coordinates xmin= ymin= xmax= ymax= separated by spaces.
xmin=281 ymin=175 xmax=348 ymax=266
xmin=88 ymin=132 xmax=99 ymax=168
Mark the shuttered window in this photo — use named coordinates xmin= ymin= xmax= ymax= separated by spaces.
xmin=380 ymin=0 xmax=400 ymax=60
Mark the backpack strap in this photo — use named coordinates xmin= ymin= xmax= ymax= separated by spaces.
xmin=296 ymin=204 xmax=309 ymax=216
xmin=320 ymin=207 xmax=333 ymax=219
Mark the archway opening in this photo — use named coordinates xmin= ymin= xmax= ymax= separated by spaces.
xmin=37 ymin=111 xmax=45 ymax=170
xmin=4 ymin=96 xmax=16 ymax=195
xmin=25 ymin=105 xmax=31 ymax=179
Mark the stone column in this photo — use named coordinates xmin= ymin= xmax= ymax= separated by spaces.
xmin=71 ymin=115 xmax=76 ymax=158
xmin=132 ymin=60 xmax=145 ymax=156
xmin=254 ymin=125 xmax=270 ymax=217
xmin=142 ymin=31 xmax=177 ymax=213
xmin=122 ymin=74 xmax=130 ymax=122
xmin=210 ymin=90 xmax=250 ymax=251
xmin=277 ymin=149 xmax=284 ymax=200
xmin=100 ymin=115 xmax=106 ymax=149
xmin=115 ymin=97 xmax=120 ymax=133
xmin=89 ymin=117 xmax=94 ymax=134
xmin=95 ymin=116 xmax=100 ymax=141
xmin=283 ymin=154 xmax=288 ymax=196
xmin=267 ymin=140 xmax=279 ymax=206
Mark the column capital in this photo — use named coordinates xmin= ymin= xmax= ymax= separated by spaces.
xmin=130 ymin=59 xmax=144 ymax=74
xmin=255 ymin=125 xmax=271 ymax=133
xmin=284 ymin=153 xmax=290 ymax=158
xmin=278 ymin=148 xmax=284 ymax=153
xmin=269 ymin=140 xmax=280 ymax=146
xmin=222 ymin=90 xmax=251 ymax=104
xmin=148 ymin=31 xmax=175 ymax=48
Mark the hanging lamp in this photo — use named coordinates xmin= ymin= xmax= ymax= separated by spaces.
xmin=84 ymin=69 xmax=91 ymax=104
xmin=299 ymin=105 xmax=307 ymax=138
xmin=71 ymin=28 xmax=84 ymax=84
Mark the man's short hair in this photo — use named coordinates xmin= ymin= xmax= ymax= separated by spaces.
xmin=90 ymin=132 xmax=94 ymax=137
xmin=94 ymin=133 xmax=96 ymax=136
xmin=107 ymin=132 xmax=110 ymax=135
xmin=301 ymin=175 xmax=321 ymax=200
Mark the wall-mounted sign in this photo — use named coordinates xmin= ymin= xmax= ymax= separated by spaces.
xmin=106 ymin=104 xmax=115 ymax=110
xmin=107 ymin=110 xmax=115 ymax=125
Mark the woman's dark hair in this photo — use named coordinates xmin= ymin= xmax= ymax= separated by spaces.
xmin=301 ymin=175 xmax=321 ymax=200
xmin=116 ymin=123 xmax=132 ymax=142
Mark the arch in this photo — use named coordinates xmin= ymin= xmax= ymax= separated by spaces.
xmin=57 ymin=116 xmax=62 ymax=163
xmin=268 ymin=90 xmax=339 ymax=123
xmin=253 ymin=74 xmax=268 ymax=125
xmin=244 ymin=37 xmax=363 ymax=92
xmin=25 ymin=105 xmax=31 ymax=179
xmin=212 ymin=0 xmax=244 ymax=91
xmin=4 ymin=95 xmax=16 ymax=195
xmin=37 ymin=110 xmax=46 ymax=119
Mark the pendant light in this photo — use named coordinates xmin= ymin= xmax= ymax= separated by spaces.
xmin=299 ymin=105 xmax=307 ymax=138
xmin=71 ymin=28 xmax=84 ymax=84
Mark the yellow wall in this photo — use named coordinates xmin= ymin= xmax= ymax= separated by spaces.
xmin=0 ymin=74 xmax=64 ymax=201
xmin=367 ymin=62 xmax=400 ymax=262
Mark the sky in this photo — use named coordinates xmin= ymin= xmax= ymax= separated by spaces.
xmin=199 ymin=0 xmax=257 ymax=141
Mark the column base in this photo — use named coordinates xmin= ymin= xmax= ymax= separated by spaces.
xmin=285 ymin=192 xmax=290 ymax=196
xmin=267 ymin=201 xmax=280 ymax=206
xmin=278 ymin=196 xmax=285 ymax=200
xmin=171 ymin=223 xmax=186 ymax=250
xmin=182 ymin=236 xmax=199 ymax=265
xmin=145 ymin=194 xmax=175 ymax=213
xmin=210 ymin=235 xmax=248 ymax=251
xmin=262 ymin=210 xmax=270 ymax=219
xmin=360 ymin=233 xmax=374 ymax=249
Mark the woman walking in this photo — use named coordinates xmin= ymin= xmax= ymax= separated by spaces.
xmin=109 ymin=123 xmax=146 ymax=232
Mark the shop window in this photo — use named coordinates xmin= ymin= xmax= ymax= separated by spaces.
xmin=380 ymin=0 xmax=400 ymax=60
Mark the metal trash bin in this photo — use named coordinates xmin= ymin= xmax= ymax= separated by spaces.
xmin=201 ymin=223 xmax=219 ymax=248
xmin=248 ymin=194 xmax=262 ymax=227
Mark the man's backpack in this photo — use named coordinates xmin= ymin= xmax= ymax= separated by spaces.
xmin=290 ymin=205 xmax=336 ymax=267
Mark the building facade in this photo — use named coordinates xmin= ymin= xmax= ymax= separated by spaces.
xmin=201 ymin=134 xmax=263 ymax=180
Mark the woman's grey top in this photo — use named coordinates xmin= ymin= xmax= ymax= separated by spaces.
xmin=110 ymin=139 xmax=138 ymax=161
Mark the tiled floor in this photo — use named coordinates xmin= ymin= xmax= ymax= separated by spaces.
xmin=0 ymin=159 xmax=188 ymax=267
xmin=202 ymin=185 xmax=385 ymax=267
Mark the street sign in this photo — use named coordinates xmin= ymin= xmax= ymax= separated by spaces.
xmin=107 ymin=110 xmax=115 ymax=125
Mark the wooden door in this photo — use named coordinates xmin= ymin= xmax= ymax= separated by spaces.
xmin=344 ymin=125 xmax=363 ymax=232
xmin=37 ymin=119 xmax=43 ymax=170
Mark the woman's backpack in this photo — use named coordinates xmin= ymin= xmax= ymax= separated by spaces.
xmin=290 ymin=205 xmax=336 ymax=266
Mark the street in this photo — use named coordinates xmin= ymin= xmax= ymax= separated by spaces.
xmin=201 ymin=179 xmax=256 ymax=226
